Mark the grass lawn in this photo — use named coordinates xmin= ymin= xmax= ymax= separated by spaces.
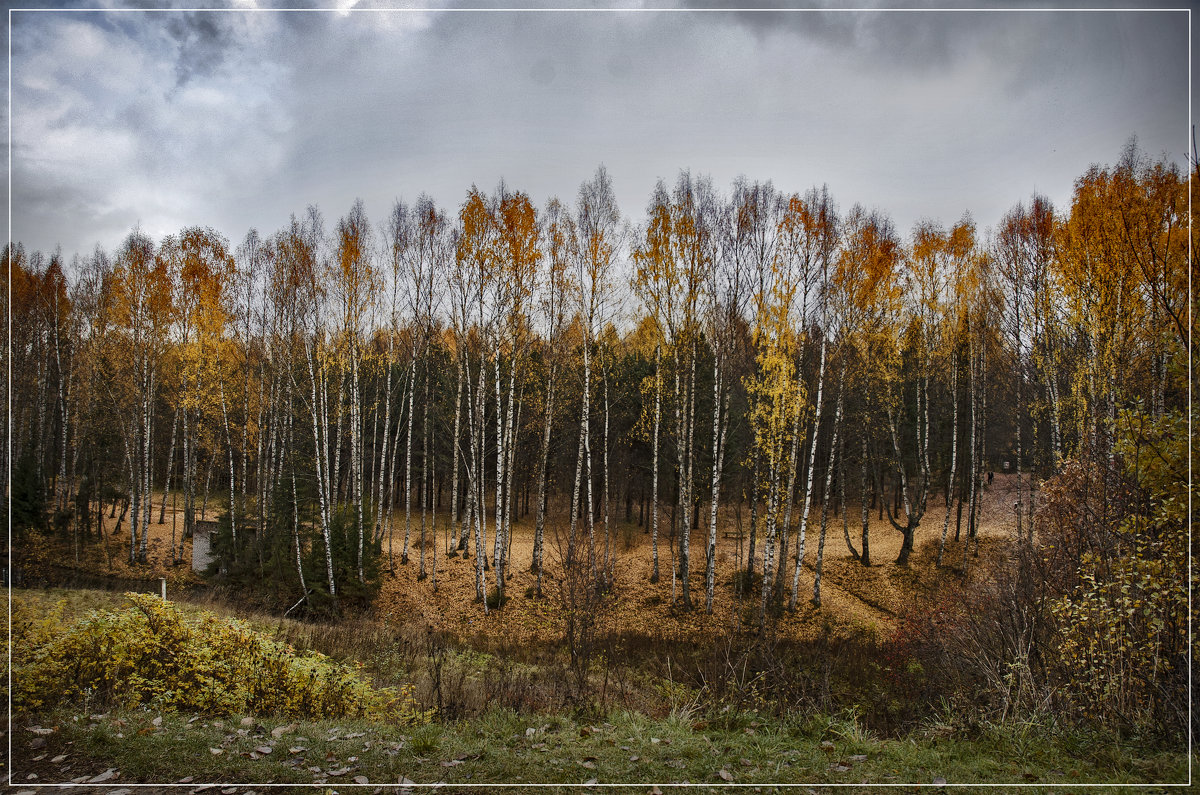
xmin=13 ymin=704 xmax=1189 ymax=793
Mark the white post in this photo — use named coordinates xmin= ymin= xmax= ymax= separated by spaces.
xmin=160 ymin=577 xmax=167 ymax=602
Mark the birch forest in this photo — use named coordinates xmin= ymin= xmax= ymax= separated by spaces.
xmin=8 ymin=142 xmax=1193 ymax=743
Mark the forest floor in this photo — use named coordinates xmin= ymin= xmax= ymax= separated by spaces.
xmin=21 ymin=474 xmax=1030 ymax=646
xmin=369 ymin=481 xmax=1018 ymax=647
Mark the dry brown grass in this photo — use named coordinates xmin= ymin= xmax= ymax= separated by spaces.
xmin=23 ymin=474 xmax=1030 ymax=647
xmin=370 ymin=473 xmax=1027 ymax=646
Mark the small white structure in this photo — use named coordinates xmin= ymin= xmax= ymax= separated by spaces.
xmin=191 ymin=520 xmax=218 ymax=573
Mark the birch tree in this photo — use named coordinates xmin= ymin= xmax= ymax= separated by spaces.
xmin=728 ymin=180 xmax=782 ymax=581
xmin=533 ymin=197 xmax=573 ymax=596
xmin=568 ymin=166 xmax=624 ymax=582
xmin=631 ymin=181 xmax=673 ymax=584
xmin=455 ymin=187 xmax=500 ymax=607
xmin=333 ymin=200 xmax=377 ymax=583
xmin=109 ymin=230 xmax=173 ymax=565
xmin=279 ymin=208 xmax=339 ymax=599
xmin=493 ymin=187 xmax=541 ymax=599
xmin=745 ymin=256 xmax=803 ymax=631
xmin=936 ymin=218 xmax=976 ymax=567
xmin=838 ymin=208 xmax=903 ymax=567
xmin=776 ymin=189 xmax=837 ymax=608
xmin=701 ymin=179 xmax=755 ymax=612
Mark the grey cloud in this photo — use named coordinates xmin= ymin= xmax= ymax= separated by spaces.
xmin=166 ymin=11 xmax=237 ymax=86
xmin=723 ymin=7 xmax=1018 ymax=72
xmin=728 ymin=7 xmax=859 ymax=48
xmin=724 ymin=5 xmax=1188 ymax=101
xmin=276 ymin=5 xmax=337 ymax=37
xmin=530 ymin=57 xmax=557 ymax=86
xmin=6 ymin=4 xmax=1193 ymax=262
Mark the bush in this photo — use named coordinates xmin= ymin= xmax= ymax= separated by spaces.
xmin=1044 ymin=409 xmax=1191 ymax=735
xmin=484 ymin=586 xmax=508 ymax=611
xmin=303 ymin=506 xmax=383 ymax=614
xmin=731 ymin=569 xmax=760 ymax=596
xmin=11 ymin=446 xmax=47 ymax=537
xmin=10 ymin=593 xmax=428 ymax=723
xmin=202 ymin=473 xmax=384 ymax=617
xmin=901 ymin=408 xmax=1192 ymax=739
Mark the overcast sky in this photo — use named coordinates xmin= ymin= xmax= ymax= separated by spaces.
xmin=5 ymin=2 xmax=1192 ymax=262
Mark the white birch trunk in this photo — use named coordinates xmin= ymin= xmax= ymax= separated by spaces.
xmin=179 ymin=400 xmax=192 ymax=561
xmin=811 ymin=359 xmax=845 ymax=606
xmin=583 ymin=341 xmax=596 ymax=578
xmin=493 ymin=357 xmax=505 ymax=576
xmin=503 ymin=380 xmax=521 ymax=583
xmin=352 ymin=349 xmax=364 ymax=583
xmin=419 ymin=370 xmax=430 ymax=580
xmin=681 ymin=340 xmax=698 ymax=608
xmin=533 ymin=363 xmax=555 ymax=593
xmin=672 ymin=347 xmax=686 ymax=603
xmin=280 ymin=403 xmax=305 ymax=596
xmin=374 ymin=333 xmax=395 ymax=547
xmin=758 ymin=454 xmax=782 ymax=631
xmin=473 ymin=351 xmax=489 ymax=607
xmin=160 ymin=406 xmax=179 ymax=525
xmin=402 ymin=356 xmax=417 ymax=563
xmin=139 ymin=365 xmax=155 ymax=563
xmin=451 ymin=360 xmax=464 ymax=551
xmin=777 ymin=370 xmax=805 ymax=595
xmin=704 ymin=362 xmax=730 ymax=614
xmin=568 ymin=335 xmax=592 ymax=571
xmin=602 ymin=368 xmax=611 ymax=582
xmin=127 ymin=417 xmax=139 ymax=565
xmin=384 ymin=366 xmax=409 ymax=561
xmin=304 ymin=340 xmax=336 ymax=597
xmin=964 ymin=335 xmax=980 ymax=579
xmin=650 ymin=345 xmax=662 ymax=582
xmin=746 ymin=447 xmax=760 ymax=576
xmin=219 ymin=379 xmax=237 ymax=553
xmin=937 ymin=360 xmax=960 ymax=567
xmin=790 ymin=333 xmax=826 ymax=608
xmin=330 ymin=375 xmax=344 ymax=505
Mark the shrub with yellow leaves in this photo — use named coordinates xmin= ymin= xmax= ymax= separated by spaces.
xmin=10 ymin=593 xmax=428 ymax=723
xmin=1045 ymin=408 xmax=1191 ymax=734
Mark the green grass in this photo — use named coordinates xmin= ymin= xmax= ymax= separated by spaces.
xmin=14 ymin=706 xmax=1189 ymax=793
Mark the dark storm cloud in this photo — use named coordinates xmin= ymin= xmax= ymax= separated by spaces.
xmin=728 ymin=7 xmax=860 ymax=49
xmin=166 ymin=11 xmax=237 ymax=86
xmin=721 ymin=3 xmax=1188 ymax=119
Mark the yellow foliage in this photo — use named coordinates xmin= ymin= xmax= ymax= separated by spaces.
xmin=1046 ymin=409 xmax=1191 ymax=728
xmin=9 ymin=593 xmax=427 ymax=723
xmin=744 ymin=263 xmax=805 ymax=474
xmin=745 ymin=333 xmax=803 ymax=471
